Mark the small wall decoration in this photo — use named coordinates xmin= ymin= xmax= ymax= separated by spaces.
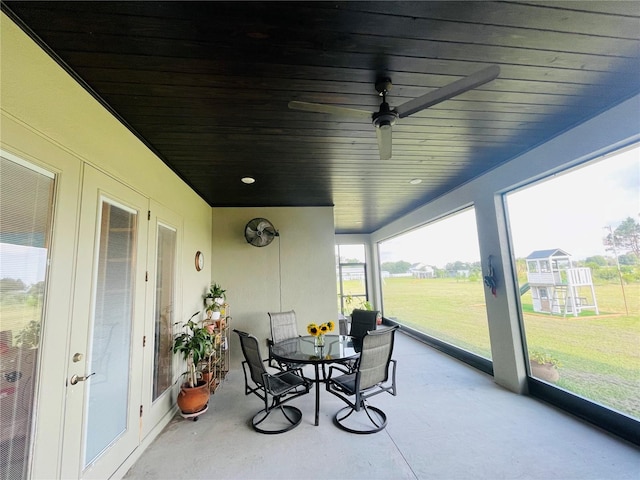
xmin=483 ymin=255 xmax=497 ymax=297
xmin=195 ymin=251 xmax=204 ymax=271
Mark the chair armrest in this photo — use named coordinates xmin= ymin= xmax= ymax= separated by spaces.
xmin=389 ymin=359 xmax=398 ymax=396
xmin=326 ymin=364 xmax=350 ymax=380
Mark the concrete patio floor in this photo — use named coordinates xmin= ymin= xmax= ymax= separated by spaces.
xmin=124 ymin=332 xmax=639 ymax=480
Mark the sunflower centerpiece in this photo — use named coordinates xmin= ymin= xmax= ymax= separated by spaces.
xmin=307 ymin=321 xmax=335 ymax=347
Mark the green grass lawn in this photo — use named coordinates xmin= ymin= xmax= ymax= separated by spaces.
xmin=0 ymin=303 xmax=42 ymax=340
xmin=367 ymin=277 xmax=640 ymax=419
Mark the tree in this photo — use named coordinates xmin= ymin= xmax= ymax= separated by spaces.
xmin=381 ymin=260 xmax=411 ymax=274
xmin=0 ymin=277 xmax=26 ymax=292
xmin=604 ymin=217 xmax=640 ymax=257
xmin=445 ymin=261 xmax=471 ymax=271
xmin=584 ymin=255 xmax=608 ymax=266
xmin=341 ymin=257 xmax=363 ymax=264
xmin=618 ymin=253 xmax=639 ymax=265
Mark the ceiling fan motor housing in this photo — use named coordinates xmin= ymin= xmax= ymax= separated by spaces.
xmin=372 ymin=102 xmax=398 ymax=129
xmin=373 ymin=77 xmax=398 ymax=129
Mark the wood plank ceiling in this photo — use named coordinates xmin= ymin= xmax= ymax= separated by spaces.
xmin=3 ymin=1 xmax=640 ymax=233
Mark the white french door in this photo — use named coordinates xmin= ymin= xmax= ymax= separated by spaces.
xmin=62 ymin=165 xmax=148 ymax=479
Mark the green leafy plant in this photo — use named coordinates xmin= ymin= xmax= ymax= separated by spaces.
xmin=172 ymin=311 xmax=214 ymax=387
xmin=209 ymin=283 xmax=226 ymax=299
xmin=16 ymin=320 xmax=40 ymax=348
xmin=204 ymin=283 xmax=226 ymax=312
xmin=529 ymin=350 xmax=562 ymax=368
xmin=343 ymin=295 xmax=372 ymax=314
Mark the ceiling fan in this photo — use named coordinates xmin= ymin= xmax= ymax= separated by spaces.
xmin=288 ymin=65 xmax=500 ymax=160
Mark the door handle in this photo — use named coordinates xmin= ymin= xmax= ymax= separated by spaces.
xmin=69 ymin=372 xmax=95 ymax=385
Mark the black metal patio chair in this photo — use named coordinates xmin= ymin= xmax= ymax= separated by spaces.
xmin=343 ymin=308 xmax=379 ymax=372
xmin=267 ymin=310 xmax=304 ymax=371
xmin=326 ymin=325 xmax=399 ymax=434
xmin=235 ymin=329 xmax=310 ymax=434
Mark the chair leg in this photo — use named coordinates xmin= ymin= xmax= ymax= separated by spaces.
xmin=251 ymin=405 xmax=303 ymax=434
xmin=334 ymin=403 xmax=388 ymax=434
xmin=280 ymin=404 xmax=300 ymax=424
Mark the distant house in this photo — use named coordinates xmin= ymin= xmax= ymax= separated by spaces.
xmin=410 ymin=263 xmax=435 ymax=279
xmin=525 ymin=249 xmax=599 ymax=316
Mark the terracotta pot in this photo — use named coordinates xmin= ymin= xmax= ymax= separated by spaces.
xmin=531 ymin=361 xmax=559 ymax=383
xmin=177 ymin=381 xmax=210 ymax=414
xmin=201 ymin=371 xmax=213 ymax=385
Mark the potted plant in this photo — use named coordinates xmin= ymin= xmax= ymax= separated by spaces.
xmin=344 ymin=297 xmax=382 ymax=325
xmin=172 ymin=311 xmax=214 ymax=414
xmin=209 ymin=283 xmax=226 ymax=305
xmin=205 ymin=302 xmax=222 ymax=321
xmin=529 ymin=350 xmax=561 ymax=383
xmin=204 ymin=283 xmax=225 ymax=319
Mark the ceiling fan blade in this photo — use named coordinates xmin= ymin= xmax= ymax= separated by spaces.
xmin=375 ymin=124 xmax=393 ymax=160
xmin=288 ymin=101 xmax=372 ymax=120
xmin=396 ymin=65 xmax=500 ymax=118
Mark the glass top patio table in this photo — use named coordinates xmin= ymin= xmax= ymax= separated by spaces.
xmin=271 ymin=335 xmax=360 ymax=426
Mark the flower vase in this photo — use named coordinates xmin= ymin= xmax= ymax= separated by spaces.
xmin=315 ymin=334 xmax=325 ymax=347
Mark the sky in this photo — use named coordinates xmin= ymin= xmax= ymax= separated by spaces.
xmin=0 ymin=243 xmax=48 ymax=286
xmin=379 ymin=144 xmax=639 ymax=268
xmin=507 ymin=145 xmax=639 ymax=260
xmin=379 ymin=208 xmax=480 ymax=267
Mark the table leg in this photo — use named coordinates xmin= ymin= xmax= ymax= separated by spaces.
xmin=314 ymin=364 xmax=321 ymax=426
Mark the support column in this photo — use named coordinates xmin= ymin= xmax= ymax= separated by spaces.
xmin=476 ymin=194 xmax=528 ymax=393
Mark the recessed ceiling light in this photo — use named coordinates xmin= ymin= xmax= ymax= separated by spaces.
xmin=241 ymin=177 xmax=256 ymax=184
xmin=409 ymin=178 xmax=422 ymax=185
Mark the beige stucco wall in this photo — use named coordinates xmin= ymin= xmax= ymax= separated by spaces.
xmin=211 ymin=207 xmax=338 ymax=365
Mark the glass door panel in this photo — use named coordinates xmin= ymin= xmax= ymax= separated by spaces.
xmin=0 ymin=155 xmax=54 ymax=480
xmin=152 ymin=223 xmax=176 ymax=401
xmin=84 ymin=199 xmax=138 ymax=466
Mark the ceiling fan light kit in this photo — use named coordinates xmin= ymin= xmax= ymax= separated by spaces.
xmin=289 ymin=65 xmax=500 ymax=161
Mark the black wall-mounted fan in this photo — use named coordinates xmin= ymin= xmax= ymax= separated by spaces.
xmin=288 ymin=65 xmax=500 ymax=160
xmin=244 ymin=218 xmax=278 ymax=247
